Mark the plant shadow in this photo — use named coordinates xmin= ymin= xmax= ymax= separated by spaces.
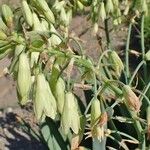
xmin=0 ymin=111 xmax=47 ymax=150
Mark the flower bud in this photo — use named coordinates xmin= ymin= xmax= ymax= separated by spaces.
xmin=53 ymin=0 xmax=65 ymax=12
xmin=61 ymin=92 xmax=80 ymax=135
xmin=92 ymin=23 xmax=99 ymax=35
xmin=91 ymin=99 xmax=101 ymax=126
xmin=112 ymin=0 xmax=119 ymax=7
xmin=22 ymin=0 xmax=33 ymax=27
xmin=17 ymin=53 xmax=31 ymax=105
xmin=49 ymin=24 xmax=61 ymax=46
xmin=122 ymin=85 xmax=141 ymax=112
xmin=109 ymin=51 xmax=124 ymax=77
xmin=1 ymin=4 xmax=13 ymax=28
xmin=30 ymin=52 xmax=39 ymax=68
xmin=77 ymin=0 xmax=84 ymax=10
xmin=142 ymin=0 xmax=148 ymax=16
xmin=36 ymin=0 xmax=55 ymax=23
xmin=106 ymin=0 xmax=114 ymax=14
xmin=32 ymin=12 xmax=42 ymax=31
xmin=34 ymin=73 xmax=57 ymax=120
xmin=91 ymin=99 xmax=105 ymax=141
xmin=55 ymin=77 xmax=65 ymax=114
xmin=99 ymin=2 xmax=106 ymax=21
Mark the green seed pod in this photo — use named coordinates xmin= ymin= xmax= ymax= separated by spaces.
xmin=30 ymin=52 xmax=39 ymax=68
xmin=99 ymin=2 xmax=106 ymax=21
xmin=36 ymin=0 xmax=55 ymax=23
xmin=122 ymin=85 xmax=141 ymax=112
xmin=17 ymin=53 xmax=31 ymax=105
xmin=109 ymin=51 xmax=124 ymax=77
xmin=34 ymin=73 xmax=57 ymax=121
xmin=145 ymin=50 xmax=150 ymax=61
xmin=61 ymin=92 xmax=80 ymax=135
xmin=22 ymin=0 xmax=33 ymax=27
xmin=55 ymin=77 xmax=65 ymax=114
xmin=0 ymin=30 xmax=7 ymax=40
xmin=106 ymin=0 xmax=114 ymax=14
xmin=1 ymin=4 xmax=13 ymax=28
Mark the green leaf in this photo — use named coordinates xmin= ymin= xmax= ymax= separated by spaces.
xmin=49 ymin=64 xmax=60 ymax=94
xmin=31 ymin=39 xmax=44 ymax=48
xmin=41 ymin=117 xmax=69 ymax=150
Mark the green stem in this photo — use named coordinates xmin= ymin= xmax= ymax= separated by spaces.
xmin=68 ymin=37 xmax=84 ymax=56
xmin=129 ymin=60 xmax=145 ymax=86
xmin=141 ymin=14 xmax=147 ymax=82
xmin=130 ymin=111 xmax=145 ymax=150
xmin=104 ymin=18 xmax=110 ymax=49
xmin=140 ymin=81 xmax=150 ymax=101
xmin=125 ymin=23 xmax=132 ymax=83
xmin=98 ymin=50 xmax=112 ymax=68
xmin=94 ymin=73 xmax=97 ymax=99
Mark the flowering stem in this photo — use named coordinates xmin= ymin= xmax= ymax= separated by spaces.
xmin=125 ymin=23 xmax=132 ymax=84
xmin=141 ymin=14 xmax=147 ymax=82
xmin=129 ymin=60 xmax=146 ymax=86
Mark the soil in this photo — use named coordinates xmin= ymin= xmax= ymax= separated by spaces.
xmin=0 ymin=1 xmax=128 ymax=149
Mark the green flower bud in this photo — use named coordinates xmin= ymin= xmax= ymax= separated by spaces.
xmin=106 ymin=0 xmax=114 ymax=14
xmin=61 ymin=92 xmax=80 ymax=135
xmin=1 ymin=4 xmax=13 ymax=28
xmin=36 ymin=0 xmax=55 ymax=23
xmin=109 ymin=51 xmax=124 ymax=77
xmin=123 ymin=85 xmax=141 ymax=112
xmin=55 ymin=78 xmax=65 ymax=114
xmin=34 ymin=73 xmax=57 ymax=121
xmin=91 ymin=99 xmax=105 ymax=141
xmin=99 ymin=2 xmax=106 ymax=21
xmin=30 ymin=52 xmax=39 ymax=68
xmin=22 ymin=0 xmax=33 ymax=27
xmin=91 ymin=99 xmax=101 ymax=126
xmin=49 ymin=24 xmax=61 ymax=46
xmin=17 ymin=53 xmax=31 ymax=105
xmin=142 ymin=0 xmax=148 ymax=16
xmin=77 ymin=0 xmax=84 ymax=10
xmin=32 ymin=12 xmax=42 ymax=31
